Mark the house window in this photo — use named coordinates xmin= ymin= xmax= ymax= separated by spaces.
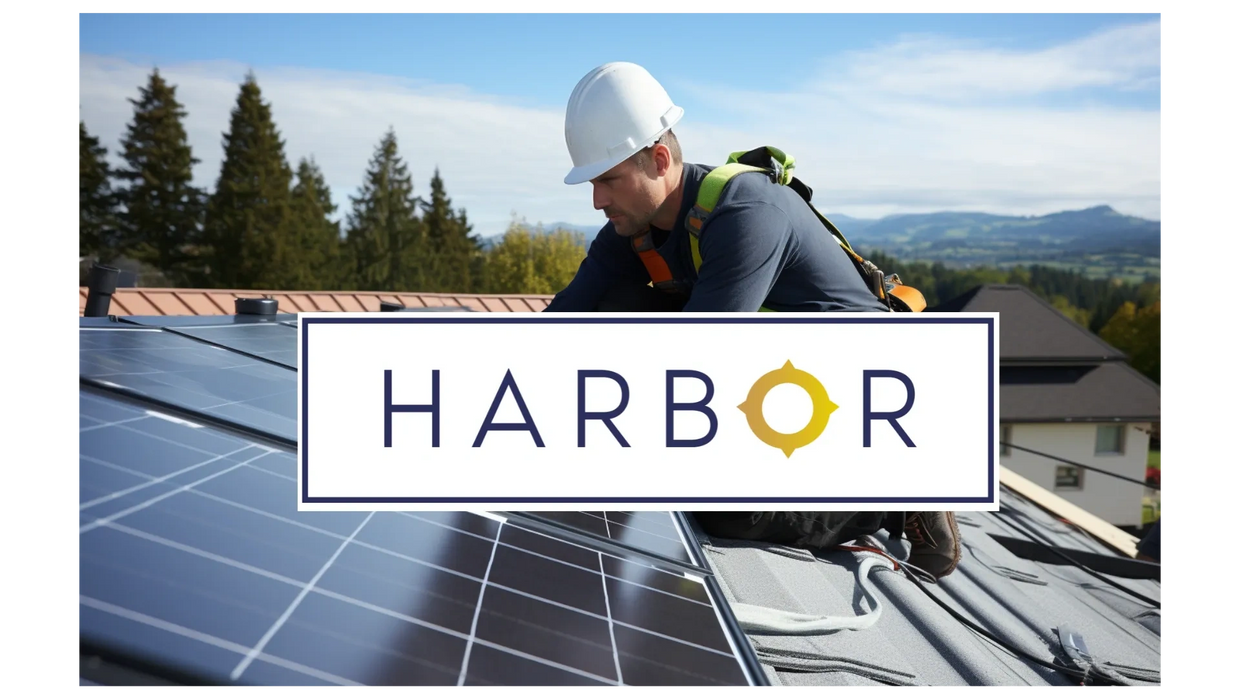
xmin=1055 ymin=465 xmax=1084 ymax=490
xmin=1000 ymin=425 xmax=1011 ymax=457
xmin=1095 ymin=425 xmax=1125 ymax=455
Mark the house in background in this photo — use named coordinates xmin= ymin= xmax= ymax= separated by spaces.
xmin=932 ymin=285 xmax=1160 ymax=528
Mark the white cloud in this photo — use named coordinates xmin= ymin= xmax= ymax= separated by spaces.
xmin=673 ymin=20 xmax=1160 ymax=220
xmin=79 ymin=21 xmax=1160 ymax=242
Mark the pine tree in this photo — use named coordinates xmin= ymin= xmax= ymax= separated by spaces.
xmin=421 ymin=168 xmax=481 ymax=292
xmin=344 ymin=129 xmax=425 ymax=291
xmin=80 ymin=121 xmax=117 ymax=260
xmin=287 ymin=157 xmax=342 ymax=290
xmin=201 ymin=74 xmax=296 ymax=289
xmin=115 ymin=69 xmax=205 ymax=284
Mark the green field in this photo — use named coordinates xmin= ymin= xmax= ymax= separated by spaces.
xmin=1143 ymin=449 xmax=1160 ymax=525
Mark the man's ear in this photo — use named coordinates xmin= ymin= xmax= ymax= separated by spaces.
xmin=654 ymin=143 xmax=673 ymax=177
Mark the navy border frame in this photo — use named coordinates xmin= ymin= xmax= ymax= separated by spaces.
xmin=301 ymin=316 xmax=996 ymax=505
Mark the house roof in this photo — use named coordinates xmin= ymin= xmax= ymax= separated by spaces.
xmin=930 ymin=285 xmax=1126 ymax=363
xmin=78 ymin=287 xmax=555 ymax=316
xmin=77 ymin=312 xmax=1159 ymax=686
xmin=930 ymin=284 xmax=1158 ymax=422
xmin=1000 ymin=362 xmax=1161 ymax=422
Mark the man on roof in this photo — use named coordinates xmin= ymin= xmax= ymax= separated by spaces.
xmin=542 ymin=61 xmax=961 ymax=578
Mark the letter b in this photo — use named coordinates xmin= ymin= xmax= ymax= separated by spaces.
xmin=666 ymin=370 xmax=717 ymax=448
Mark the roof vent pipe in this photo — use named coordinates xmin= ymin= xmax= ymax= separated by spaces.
xmin=84 ymin=263 xmax=120 ymax=317
xmin=235 ymin=297 xmax=279 ymax=315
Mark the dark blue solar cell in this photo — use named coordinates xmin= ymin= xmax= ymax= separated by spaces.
xmin=519 ymin=511 xmax=694 ymax=566
xmin=165 ymin=324 xmax=298 ymax=368
xmin=79 ymin=328 xmax=296 ymax=442
xmin=78 ymin=386 xmax=750 ymax=686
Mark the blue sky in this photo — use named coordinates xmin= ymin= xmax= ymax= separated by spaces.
xmin=79 ymin=13 xmax=1161 ymax=238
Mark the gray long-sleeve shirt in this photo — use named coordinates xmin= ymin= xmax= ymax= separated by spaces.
xmin=544 ymin=162 xmax=889 ymax=312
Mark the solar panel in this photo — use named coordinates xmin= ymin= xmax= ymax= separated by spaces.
xmin=80 ymin=384 xmax=754 ymax=686
xmin=79 ymin=327 xmax=296 ymax=443
xmin=514 ymin=511 xmax=697 ymax=567
xmin=163 ymin=324 xmax=298 ymax=369
xmin=123 ymin=314 xmax=300 ymax=328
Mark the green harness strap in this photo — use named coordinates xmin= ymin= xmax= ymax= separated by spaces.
xmin=685 ymin=147 xmax=841 ymax=312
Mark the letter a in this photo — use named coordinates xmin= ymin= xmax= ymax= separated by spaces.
xmin=474 ymin=369 xmax=545 ymax=447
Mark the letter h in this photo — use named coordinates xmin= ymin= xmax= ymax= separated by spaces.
xmin=384 ymin=369 xmax=439 ymax=447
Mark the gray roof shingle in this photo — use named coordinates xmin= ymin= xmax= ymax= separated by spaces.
xmin=695 ymin=491 xmax=1160 ymax=686
xmin=931 ymin=285 xmax=1126 ymax=363
xmin=1000 ymin=362 xmax=1161 ymax=422
xmin=931 ymin=284 xmax=1158 ymax=422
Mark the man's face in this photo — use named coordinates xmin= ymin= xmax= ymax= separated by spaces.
xmin=590 ymin=158 xmax=663 ymax=238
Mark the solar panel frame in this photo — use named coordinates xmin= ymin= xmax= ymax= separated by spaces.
xmin=506 ymin=511 xmax=706 ymax=575
xmin=80 ymin=326 xmax=297 ymax=444
xmin=77 ymin=329 xmax=763 ymax=689
xmin=121 ymin=314 xmax=301 ymax=328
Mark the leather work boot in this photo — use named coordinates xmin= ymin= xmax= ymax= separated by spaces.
xmin=903 ymin=512 xmax=962 ymax=579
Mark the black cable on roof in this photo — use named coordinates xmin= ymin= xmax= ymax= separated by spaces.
xmin=994 ymin=509 xmax=1160 ymax=609
xmin=898 ymin=568 xmax=1122 ymax=685
xmin=1000 ymin=441 xmax=1159 ymax=491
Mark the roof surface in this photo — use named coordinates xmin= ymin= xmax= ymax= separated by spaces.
xmin=931 ymin=284 xmax=1158 ymax=422
xmin=697 ymin=491 xmax=1160 ymax=686
xmin=999 ymin=362 xmax=1161 ymax=422
xmin=930 ymin=285 xmax=1126 ymax=363
xmin=78 ymin=301 xmax=1160 ymax=686
xmin=79 ymin=287 xmax=554 ymax=316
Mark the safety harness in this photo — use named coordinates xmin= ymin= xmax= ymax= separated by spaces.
xmin=630 ymin=146 xmax=927 ymax=312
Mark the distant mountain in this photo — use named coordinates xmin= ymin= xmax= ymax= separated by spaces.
xmin=845 ymin=205 xmax=1160 ymax=269
xmin=479 ymin=205 xmax=1160 ymax=279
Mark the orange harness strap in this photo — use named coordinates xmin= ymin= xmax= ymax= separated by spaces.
xmin=631 ymin=230 xmax=680 ymax=293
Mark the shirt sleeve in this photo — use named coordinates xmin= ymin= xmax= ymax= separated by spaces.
xmin=682 ymin=202 xmax=792 ymax=312
xmin=543 ymin=223 xmax=649 ymax=312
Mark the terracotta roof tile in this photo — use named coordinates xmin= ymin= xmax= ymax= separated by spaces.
xmin=78 ymin=287 xmax=554 ymax=317
xmin=143 ymin=291 xmax=195 ymax=316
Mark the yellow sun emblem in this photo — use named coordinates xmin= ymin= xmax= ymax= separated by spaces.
xmin=737 ymin=360 xmax=839 ymax=458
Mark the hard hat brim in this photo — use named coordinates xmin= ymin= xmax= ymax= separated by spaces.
xmin=563 ymin=155 xmax=629 ymax=186
xmin=563 ymin=107 xmax=684 ymax=185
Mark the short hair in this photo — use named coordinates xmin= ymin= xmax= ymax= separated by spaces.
xmin=631 ymin=129 xmax=682 ymax=169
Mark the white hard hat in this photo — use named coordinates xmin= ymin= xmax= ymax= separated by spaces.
xmin=563 ymin=62 xmax=684 ymax=185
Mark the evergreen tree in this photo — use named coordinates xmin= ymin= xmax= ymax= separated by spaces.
xmin=344 ymin=129 xmax=425 ymax=291
xmin=201 ymin=74 xmax=295 ymax=289
xmin=421 ymin=168 xmax=482 ymax=292
xmin=115 ymin=69 xmax=205 ymax=284
xmin=80 ymin=121 xmax=117 ymax=260
xmin=287 ymin=157 xmax=343 ymax=290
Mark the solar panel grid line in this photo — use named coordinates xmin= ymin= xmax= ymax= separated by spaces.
xmin=80 ymin=450 xmax=269 ymax=534
xmin=81 ymin=379 xmax=297 ymax=451
xmin=79 ymin=510 xmax=734 ymax=684
xmin=80 ymin=414 xmax=151 ymax=433
xmin=81 ymin=596 xmax=361 ymax=686
xmin=79 ymin=336 xmax=753 ymax=687
xmin=157 ymin=326 xmax=297 ymax=371
xmin=80 ymin=444 xmax=254 ymax=511
xmin=91 ymin=503 xmax=740 ymax=666
xmin=79 ymin=463 xmax=753 ymax=684
xmin=456 ymin=520 xmax=505 ymax=685
xmin=230 ymin=511 xmax=377 ymax=681
xmin=579 ymin=511 xmax=685 ymax=543
xmin=502 ymin=511 xmax=707 ymax=576
xmin=599 ymin=551 xmax=624 ymax=685
xmin=80 ymin=329 xmax=298 ymax=444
